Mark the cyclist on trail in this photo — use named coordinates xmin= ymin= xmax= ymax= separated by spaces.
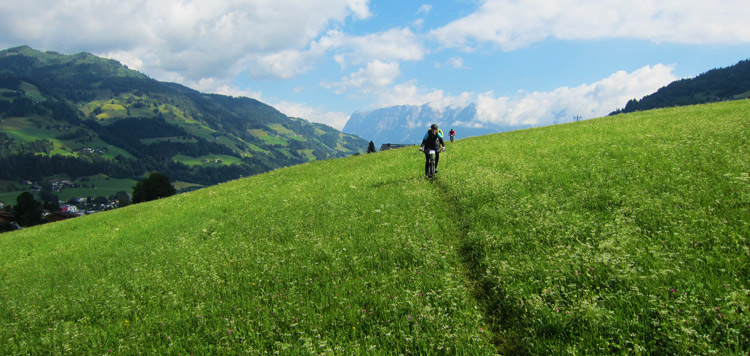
xmin=419 ymin=124 xmax=445 ymax=177
xmin=449 ymin=129 xmax=456 ymax=142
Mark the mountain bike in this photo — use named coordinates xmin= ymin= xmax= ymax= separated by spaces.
xmin=421 ymin=147 xmax=444 ymax=179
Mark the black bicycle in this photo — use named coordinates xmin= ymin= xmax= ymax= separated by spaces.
xmin=421 ymin=147 xmax=444 ymax=179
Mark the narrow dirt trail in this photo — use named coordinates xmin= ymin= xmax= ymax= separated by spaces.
xmin=430 ymin=177 xmax=521 ymax=355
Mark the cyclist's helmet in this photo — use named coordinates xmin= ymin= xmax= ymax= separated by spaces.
xmin=431 ymin=124 xmax=439 ymax=130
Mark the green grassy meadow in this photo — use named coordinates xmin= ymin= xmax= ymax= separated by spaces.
xmin=0 ymin=101 xmax=748 ymax=355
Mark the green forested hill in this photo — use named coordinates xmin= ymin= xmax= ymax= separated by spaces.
xmin=1 ymin=101 xmax=747 ymax=354
xmin=0 ymin=45 xmax=366 ymax=186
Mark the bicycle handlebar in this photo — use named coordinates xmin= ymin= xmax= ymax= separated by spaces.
xmin=419 ymin=148 xmax=445 ymax=153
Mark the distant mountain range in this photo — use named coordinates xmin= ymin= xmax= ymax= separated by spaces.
xmin=610 ymin=59 xmax=750 ymax=115
xmin=343 ymin=103 xmax=529 ymax=147
xmin=345 ymin=59 xmax=750 ymax=147
xmin=0 ymin=46 xmax=367 ymax=186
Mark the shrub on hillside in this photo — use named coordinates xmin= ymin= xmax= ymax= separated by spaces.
xmin=131 ymin=172 xmax=176 ymax=203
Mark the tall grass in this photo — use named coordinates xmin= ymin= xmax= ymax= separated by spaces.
xmin=0 ymin=101 xmax=748 ymax=355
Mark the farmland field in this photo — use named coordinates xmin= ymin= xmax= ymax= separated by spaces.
xmin=173 ymin=154 xmax=243 ymax=167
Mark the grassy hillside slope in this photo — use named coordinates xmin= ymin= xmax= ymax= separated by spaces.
xmin=1 ymin=101 xmax=748 ymax=355
xmin=440 ymin=101 xmax=749 ymax=354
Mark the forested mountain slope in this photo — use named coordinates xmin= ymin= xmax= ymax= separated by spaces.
xmin=0 ymin=46 xmax=366 ymax=185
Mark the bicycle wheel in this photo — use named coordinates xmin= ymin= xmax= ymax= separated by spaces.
xmin=428 ymin=153 xmax=436 ymax=178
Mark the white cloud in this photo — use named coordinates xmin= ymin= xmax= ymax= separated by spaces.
xmin=0 ymin=0 xmax=372 ymax=82
xmin=447 ymin=57 xmax=468 ymax=69
xmin=273 ymin=101 xmax=350 ymax=130
xmin=323 ymin=60 xmax=401 ymax=93
xmin=323 ymin=28 xmax=427 ymax=68
xmin=245 ymin=49 xmax=320 ymax=80
xmin=241 ymin=26 xmax=425 ymax=82
xmin=431 ymin=0 xmax=750 ymax=51
xmin=473 ymin=64 xmax=677 ymax=126
xmin=209 ymin=84 xmax=264 ymax=102
xmin=416 ymin=4 xmax=433 ymax=15
xmin=346 ymin=0 xmax=373 ymax=19
xmin=358 ymin=63 xmax=674 ymax=128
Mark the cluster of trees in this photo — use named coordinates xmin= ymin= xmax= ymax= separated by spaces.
xmin=131 ymin=172 xmax=176 ymax=203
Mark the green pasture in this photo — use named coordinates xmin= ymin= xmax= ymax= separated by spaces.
xmin=0 ymin=101 xmax=748 ymax=355
xmin=0 ymin=117 xmax=55 ymax=142
xmin=260 ymin=135 xmax=288 ymax=145
xmin=173 ymin=154 xmax=243 ymax=167
xmin=269 ymin=123 xmax=305 ymax=141
xmin=0 ymin=192 xmax=22 ymax=205
xmin=297 ymin=149 xmax=315 ymax=161
xmin=55 ymin=176 xmax=137 ymax=201
xmin=18 ymin=82 xmax=45 ymax=102
xmin=172 ymin=181 xmax=204 ymax=192
xmin=248 ymin=129 xmax=269 ymax=137
xmin=250 ymin=127 xmax=292 ymax=145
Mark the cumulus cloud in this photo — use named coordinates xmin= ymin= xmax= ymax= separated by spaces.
xmin=273 ymin=101 xmax=351 ymax=130
xmin=473 ymin=64 xmax=677 ymax=126
xmin=324 ymin=28 xmax=427 ymax=68
xmin=240 ymin=26 xmax=424 ymax=83
xmin=361 ymin=64 xmax=675 ymax=128
xmin=416 ymin=4 xmax=433 ymax=15
xmin=0 ymin=0 xmax=372 ymax=82
xmin=447 ymin=57 xmax=468 ymax=69
xmin=209 ymin=84 xmax=264 ymax=102
xmin=431 ymin=0 xmax=750 ymax=51
xmin=245 ymin=49 xmax=321 ymax=80
xmin=323 ymin=60 xmax=401 ymax=94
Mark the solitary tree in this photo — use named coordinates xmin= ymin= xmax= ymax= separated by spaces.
xmin=15 ymin=192 xmax=43 ymax=227
xmin=367 ymin=141 xmax=376 ymax=153
xmin=132 ymin=172 xmax=176 ymax=204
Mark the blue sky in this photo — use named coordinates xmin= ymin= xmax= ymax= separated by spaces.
xmin=2 ymin=0 xmax=750 ymax=129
